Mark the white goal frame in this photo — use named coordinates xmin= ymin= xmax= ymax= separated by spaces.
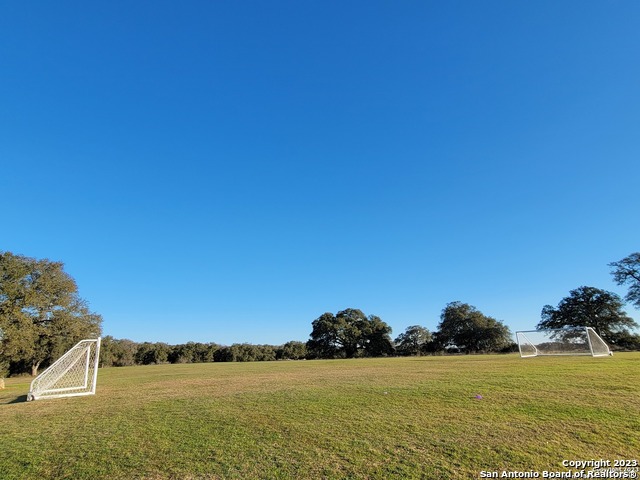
xmin=27 ymin=338 xmax=101 ymax=401
xmin=516 ymin=327 xmax=611 ymax=358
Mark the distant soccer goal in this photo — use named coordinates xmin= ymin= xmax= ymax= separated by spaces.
xmin=516 ymin=327 xmax=611 ymax=358
xmin=27 ymin=338 xmax=101 ymax=401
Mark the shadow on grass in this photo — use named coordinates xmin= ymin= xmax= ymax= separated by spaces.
xmin=0 ymin=394 xmax=28 ymax=405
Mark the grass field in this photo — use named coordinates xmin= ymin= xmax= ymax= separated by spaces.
xmin=1 ymin=354 xmax=639 ymax=479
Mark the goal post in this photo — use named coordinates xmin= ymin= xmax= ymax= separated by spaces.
xmin=516 ymin=327 xmax=611 ymax=358
xmin=27 ymin=338 xmax=101 ymax=401
xmin=585 ymin=327 xmax=612 ymax=357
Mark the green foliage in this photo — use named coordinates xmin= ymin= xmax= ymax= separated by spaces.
xmin=168 ymin=342 xmax=218 ymax=364
xmin=276 ymin=341 xmax=307 ymax=360
xmin=610 ymin=252 xmax=640 ymax=309
xmin=436 ymin=302 xmax=512 ymax=353
xmin=100 ymin=336 xmax=139 ymax=367
xmin=214 ymin=343 xmax=277 ymax=362
xmin=306 ymin=312 xmax=343 ymax=359
xmin=365 ymin=314 xmax=395 ymax=357
xmin=605 ymin=330 xmax=640 ymax=351
xmin=394 ymin=325 xmax=432 ymax=356
xmin=0 ymin=252 xmax=102 ymax=376
xmin=307 ymin=308 xmax=394 ymax=359
xmin=538 ymin=286 xmax=639 ymax=348
xmin=101 ymin=338 xmax=307 ymax=365
xmin=135 ymin=342 xmax=171 ymax=365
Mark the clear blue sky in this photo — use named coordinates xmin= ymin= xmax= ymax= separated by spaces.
xmin=2 ymin=1 xmax=638 ymax=345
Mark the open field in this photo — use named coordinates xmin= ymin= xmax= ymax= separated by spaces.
xmin=1 ymin=354 xmax=639 ymax=479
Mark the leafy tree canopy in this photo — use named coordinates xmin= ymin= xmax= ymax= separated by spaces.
xmin=0 ymin=251 xmax=102 ymax=375
xmin=436 ymin=302 xmax=512 ymax=353
xmin=609 ymin=252 xmax=640 ymax=309
xmin=307 ymin=308 xmax=394 ymax=359
xmin=538 ymin=286 xmax=639 ymax=347
xmin=276 ymin=341 xmax=307 ymax=360
xmin=394 ymin=325 xmax=432 ymax=356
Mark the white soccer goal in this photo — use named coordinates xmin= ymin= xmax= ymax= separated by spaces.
xmin=27 ymin=338 xmax=101 ymax=401
xmin=516 ymin=327 xmax=611 ymax=358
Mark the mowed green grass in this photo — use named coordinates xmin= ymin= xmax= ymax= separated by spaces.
xmin=1 ymin=354 xmax=639 ymax=480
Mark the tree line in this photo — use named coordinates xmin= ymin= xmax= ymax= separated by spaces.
xmin=99 ymin=338 xmax=307 ymax=367
xmin=2 ymin=251 xmax=640 ymax=381
xmin=306 ymin=303 xmax=516 ymax=359
xmin=95 ymin=302 xmax=513 ymax=367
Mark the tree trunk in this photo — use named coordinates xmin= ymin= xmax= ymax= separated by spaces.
xmin=31 ymin=362 xmax=40 ymax=377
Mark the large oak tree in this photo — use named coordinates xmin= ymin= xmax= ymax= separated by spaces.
xmin=538 ymin=286 xmax=639 ymax=349
xmin=394 ymin=325 xmax=432 ymax=356
xmin=436 ymin=302 xmax=512 ymax=353
xmin=0 ymin=252 xmax=102 ymax=376
xmin=307 ymin=308 xmax=394 ymax=359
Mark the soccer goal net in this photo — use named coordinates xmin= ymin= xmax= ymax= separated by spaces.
xmin=516 ymin=327 xmax=611 ymax=358
xmin=27 ymin=338 xmax=101 ymax=401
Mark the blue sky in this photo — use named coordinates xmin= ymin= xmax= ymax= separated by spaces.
xmin=2 ymin=1 xmax=639 ymax=345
